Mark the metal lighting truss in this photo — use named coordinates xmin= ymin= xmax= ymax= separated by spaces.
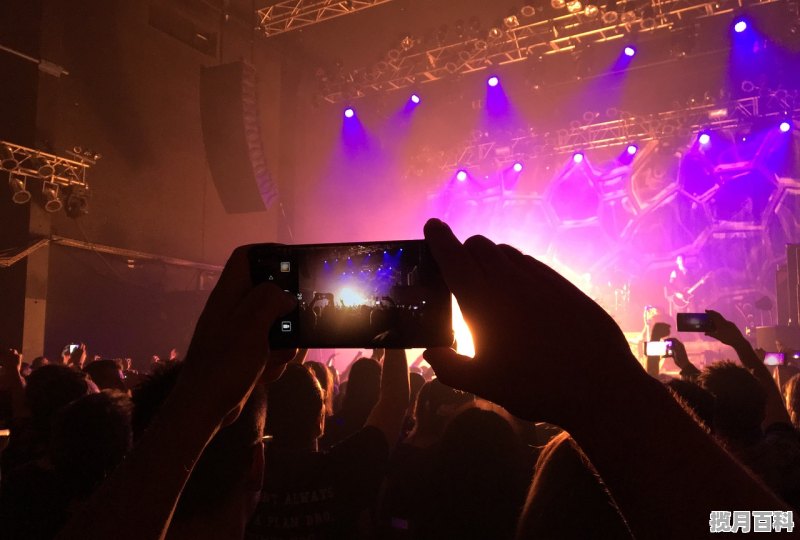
xmin=1 ymin=141 xmax=91 ymax=190
xmin=318 ymin=0 xmax=782 ymax=103
xmin=257 ymin=0 xmax=398 ymax=37
xmin=439 ymin=92 xmax=800 ymax=171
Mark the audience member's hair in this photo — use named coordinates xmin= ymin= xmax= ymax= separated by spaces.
xmin=517 ymin=432 xmax=632 ymax=539
xmin=132 ymin=362 xmax=267 ymax=519
xmin=417 ymin=407 xmax=529 ymax=540
xmin=50 ymin=390 xmax=133 ymax=498
xmin=784 ymin=373 xmax=800 ymax=430
xmin=84 ymin=359 xmax=128 ymax=393
xmin=266 ymin=364 xmax=324 ymax=445
xmin=340 ymin=357 xmax=381 ymax=422
xmin=31 ymin=356 xmax=49 ymax=370
xmin=25 ymin=365 xmax=94 ymax=432
xmin=665 ymin=379 xmax=715 ymax=430
xmin=699 ymin=361 xmax=766 ymax=446
xmin=306 ymin=361 xmax=334 ymax=415
xmin=413 ymin=379 xmax=474 ymax=439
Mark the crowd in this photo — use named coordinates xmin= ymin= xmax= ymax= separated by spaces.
xmin=1 ymin=218 xmax=799 ymax=539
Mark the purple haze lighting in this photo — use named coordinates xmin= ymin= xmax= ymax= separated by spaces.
xmin=734 ymin=19 xmax=747 ymax=33
xmin=698 ymin=132 xmax=711 ymax=145
xmin=344 ymin=107 xmax=355 ymax=118
xmin=572 ymin=152 xmax=584 ymax=164
xmin=780 ymin=121 xmax=792 ymax=133
xmin=512 ymin=162 xmax=524 ymax=173
xmin=456 ymin=169 xmax=468 ymax=182
xmin=410 ymin=93 xmax=421 ymax=104
xmin=624 ymin=46 xmax=636 ymax=57
xmin=487 ymin=75 xmax=500 ymax=87
xmin=626 ymin=144 xmax=639 ymax=156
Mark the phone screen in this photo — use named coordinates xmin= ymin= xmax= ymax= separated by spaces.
xmin=676 ymin=313 xmax=715 ymax=333
xmin=68 ymin=344 xmax=79 ymax=353
xmin=249 ymin=240 xmax=453 ymax=349
xmin=764 ymin=352 xmax=785 ymax=366
xmin=646 ymin=341 xmax=669 ymax=357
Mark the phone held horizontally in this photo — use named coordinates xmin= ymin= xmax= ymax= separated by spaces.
xmin=248 ymin=240 xmax=453 ymax=349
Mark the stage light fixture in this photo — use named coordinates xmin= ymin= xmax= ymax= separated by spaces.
xmin=344 ymin=107 xmax=355 ymax=118
xmin=566 ymin=1 xmax=583 ymax=14
xmin=65 ymin=185 xmax=90 ymax=218
xmin=513 ymin=161 xmax=524 ymax=173
xmin=734 ymin=19 xmax=748 ymax=33
xmin=410 ymin=93 xmax=421 ymax=104
xmin=0 ymin=144 xmax=18 ymax=171
xmin=573 ymin=152 xmax=585 ymax=164
xmin=780 ymin=121 xmax=792 ymax=133
xmin=29 ymin=155 xmax=55 ymax=177
xmin=584 ymin=4 xmax=600 ymax=18
xmin=487 ymin=75 xmax=500 ymax=87
xmin=8 ymin=172 xmax=31 ymax=204
xmin=627 ymin=144 xmax=639 ymax=156
xmin=698 ymin=132 xmax=711 ymax=145
xmin=42 ymin=181 xmax=63 ymax=213
xmin=456 ymin=169 xmax=468 ymax=182
xmin=551 ymin=0 xmax=566 ymax=8
xmin=624 ymin=45 xmax=636 ymax=57
xmin=520 ymin=5 xmax=536 ymax=17
xmin=503 ymin=15 xmax=520 ymax=29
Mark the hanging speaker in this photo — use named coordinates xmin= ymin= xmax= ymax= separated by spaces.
xmin=199 ymin=61 xmax=277 ymax=213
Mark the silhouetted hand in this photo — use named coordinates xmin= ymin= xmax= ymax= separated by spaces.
xmin=665 ymin=338 xmax=690 ymax=371
xmin=422 ymin=219 xmax=642 ymax=427
xmin=177 ymin=245 xmax=296 ymax=426
xmin=0 ymin=349 xmax=23 ymax=389
xmin=69 ymin=343 xmax=87 ymax=368
xmin=704 ymin=310 xmax=747 ymax=348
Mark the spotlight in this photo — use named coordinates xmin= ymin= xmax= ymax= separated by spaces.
xmin=456 ymin=169 xmax=468 ymax=182
xmin=0 ymin=144 xmax=18 ymax=171
xmin=488 ymin=27 xmax=504 ymax=40
xmin=512 ymin=161 xmax=524 ymax=173
xmin=572 ymin=152 xmax=585 ymax=164
xmin=698 ymin=132 xmax=711 ymax=145
xmin=551 ymin=0 xmax=566 ymax=8
xmin=626 ymin=144 xmax=639 ymax=156
xmin=344 ymin=107 xmax=355 ymax=118
xmin=65 ymin=185 xmax=90 ymax=218
xmin=410 ymin=93 xmax=421 ymax=104
xmin=503 ymin=15 xmax=520 ymax=29
xmin=734 ymin=19 xmax=748 ymax=33
xmin=42 ymin=181 xmax=62 ymax=213
xmin=583 ymin=4 xmax=600 ymax=18
xmin=8 ymin=173 xmax=31 ymax=204
xmin=624 ymin=45 xmax=636 ymax=57
xmin=566 ymin=0 xmax=583 ymax=13
xmin=487 ymin=75 xmax=500 ymax=87
xmin=780 ymin=121 xmax=792 ymax=133
xmin=29 ymin=156 xmax=55 ymax=178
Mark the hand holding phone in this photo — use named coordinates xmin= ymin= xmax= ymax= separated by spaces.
xmin=764 ymin=352 xmax=785 ymax=366
xmin=676 ymin=313 xmax=715 ymax=333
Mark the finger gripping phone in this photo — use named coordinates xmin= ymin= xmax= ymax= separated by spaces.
xmin=249 ymin=240 xmax=453 ymax=349
xmin=677 ymin=313 xmax=715 ymax=333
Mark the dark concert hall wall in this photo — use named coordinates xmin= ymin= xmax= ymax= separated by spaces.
xmin=24 ymin=0 xmax=299 ymax=362
xmin=36 ymin=0 xmax=290 ymax=263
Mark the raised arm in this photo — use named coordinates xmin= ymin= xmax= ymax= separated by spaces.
xmin=365 ymin=348 xmax=410 ymax=445
xmin=421 ymin=219 xmax=786 ymax=539
xmin=704 ymin=310 xmax=791 ymax=428
xmin=56 ymin=246 xmax=296 ymax=540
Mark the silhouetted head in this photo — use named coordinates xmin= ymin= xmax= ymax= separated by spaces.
xmin=266 ymin=364 xmax=324 ymax=447
xmin=413 ymin=379 xmax=474 ymax=440
xmin=132 ymin=362 xmax=267 ymax=520
xmin=25 ymin=364 xmax=95 ymax=432
xmin=700 ymin=361 xmax=766 ymax=446
xmin=84 ymin=359 xmax=128 ymax=393
xmin=306 ymin=361 xmax=334 ymax=415
xmin=50 ymin=390 xmax=133 ymax=498
xmin=341 ymin=357 xmax=381 ymax=420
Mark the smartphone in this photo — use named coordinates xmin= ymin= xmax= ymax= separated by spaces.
xmin=249 ymin=240 xmax=453 ymax=349
xmin=676 ymin=313 xmax=715 ymax=333
xmin=764 ymin=352 xmax=785 ymax=366
xmin=68 ymin=344 xmax=80 ymax=354
xmin=645 ymin=341 xmax=672 ymax=357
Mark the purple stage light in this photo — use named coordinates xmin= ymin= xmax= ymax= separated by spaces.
xmin=456 ymin=169 xmax=468 ymax=182
xmin=624 ymin=46 xmax=636 ymax=57
xmin=512 ymin=162 xmax=524 ymax=173
xmin=734 ymin=19 xmax=747 ymax=33
xmin=626 ymin=144 xmax=639 ymax=156
xmin=487 ymin=76 xmax=500 ymax=87
xmin=780 ymin=121 xmax=792 ymax=133
xmin=572 ymin=152 xmax=584 ymax=164
xmin=344 ymin=107 xmax=355 ymax=118
xmin=410 ymin=93 xmax=421 ymax=104
xmin=698 ymin=133 xmax=711 ymax=145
